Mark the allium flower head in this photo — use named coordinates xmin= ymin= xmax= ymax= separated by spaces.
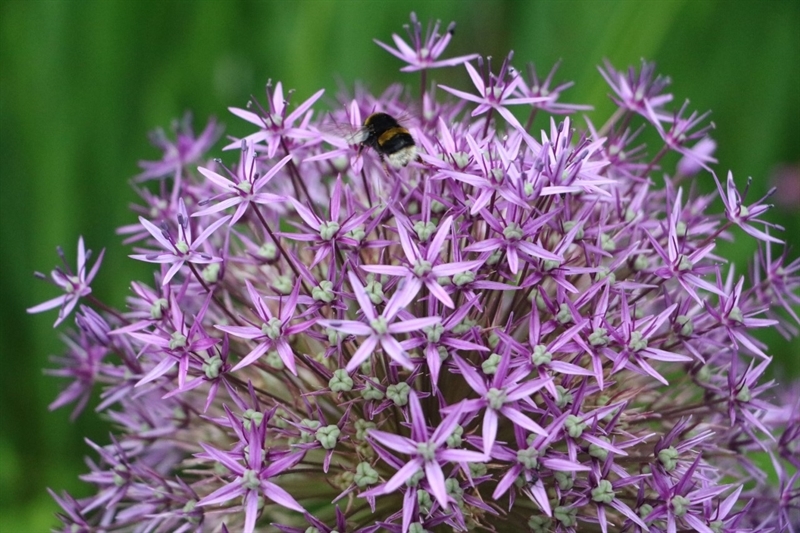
xmin=33 ymin=14 xmax=800 ymax=533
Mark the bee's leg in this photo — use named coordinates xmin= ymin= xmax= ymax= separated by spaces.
xmin=414 ymin=154 xmax=435 ymax=172
xmin=378 ymin=153 xmax=392 ymax=179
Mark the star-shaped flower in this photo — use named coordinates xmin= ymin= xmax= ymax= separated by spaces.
xmin=364 ymin=391 xmax=486 ymax=510
xmin=318 ymin=272 xmax=440 ymax=372
xmin=28 ymin=236 xmax=104 ymax=327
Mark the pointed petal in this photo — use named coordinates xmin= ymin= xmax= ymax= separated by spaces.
xmin=261 ymin=480 xmax=305 ymax=513
xmin=425 ymin=460 xmax=450 ymax=509
xmin=345 ymin=335 xmax=379 ymax=373
xmin=482 ymin=409 xmax=498 ymax=454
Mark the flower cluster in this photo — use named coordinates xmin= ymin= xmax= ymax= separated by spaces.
xmin=33 ymin=13 xmax=799 ymax=533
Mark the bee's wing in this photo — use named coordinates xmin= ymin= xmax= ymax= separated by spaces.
xmin=317 ymin=114 xmax=368 ymax=146
xmin=344 ymin=127 xmax=370 ymax=145
xmin=393 ymin=110 xmax=420 ymax=130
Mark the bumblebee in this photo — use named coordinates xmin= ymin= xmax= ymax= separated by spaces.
xmin=347 ymin=112 xmax=417 ymax=169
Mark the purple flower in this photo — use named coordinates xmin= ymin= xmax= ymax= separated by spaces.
xmin=374 ymin=13 xmax=478 ymax=72
xmin=226 ymin=81 xmax=324 ymax=157
xmin=598 ymin=59 xmax=673 ymax=122
xmin=450 ymin=349 xmax=552 ymax=454
xmin=27 ymin=236 xmax=104 ymax=326
xmin=646 ymin=99 xmax=714 ymax=170
xmin=603 ymin=293 xmax=692 ymax=385
xmin=216 ymin=280 xmax=314 ymax=374
xmin=677 ymin=136 xmax=717 ymax=177
xmin=45 ymin=323 xmax=107 ymax=419
xmin=753 ymin=238 xmax=800 ymax=333
xmin=126 ymin=292 xmax=219 ymax=390
xmin=318 ymin=271 xmax=440 ymax=372
xmin=705 ymin=268 xmax=778 ymax=359
xmin=196 ymin=410 xmax=306 ymax=533
xmin=463 ymin=206 xmax=561 ymax=275
xmin=361 ymin=215 xmax=483 ymax=308
xmin=648 ymin=187 xmax=725 ymax=304
xmin=283 ymin=175 xmax=376 ymax=267
xmin=136 ymin=113 xmax=222 ymax=182
xmin=130 ymin=198 xmax=229 ymax=285
xmin=440 ymin=52 xmax=545 ymax=132
xmin=513 ymin=60 xmax=593 ymax=116
xmin=47 ymin=488 xmax=94 ymax=532
xmin=715 ymin=170 xmax=782 ymax=244
xmin=364 ymin=391 xmax=486 ymax=511
xmin=646 ymin=456 xmax=734 ymax=533
xmin=401 ymin=297 xmax=488 ymax=391
xmin=193 ymin=142 xmax=291 ymax=224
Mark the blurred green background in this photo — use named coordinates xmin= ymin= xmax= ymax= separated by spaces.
xmin=1 ymin=0 xmax=797 ymax=530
